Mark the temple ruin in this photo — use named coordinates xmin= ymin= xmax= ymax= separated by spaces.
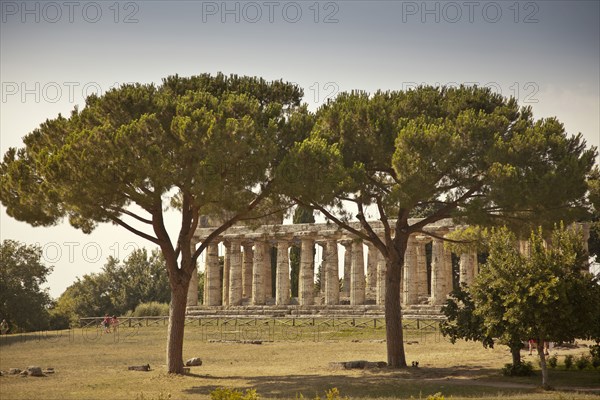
xmin=185 ymin=219 xmax=590 ymax=318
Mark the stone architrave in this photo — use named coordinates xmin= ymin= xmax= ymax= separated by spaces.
xmin=228 ymin=240 xmax=243 ymax=306
xmin=365 ymin=243 xmax=378 ymax=295
xmin=276 ymin=241 xmax=291 ymax=305
xmin=350 ymin=241 xmax=365 ymax=305
xmin=242 ymin=243 xmax=253 ymax=299
xmin=430 ymin=238 xmax=447 ymax=305
xmin=415 ymin=239 xmax=428 ymax=300
xmin=299 ymin=237 xmax=315 ymax=305
xmin=340 ymin=240 xmax=352 ymax=295
xmin=204 ymin=242 xmax=221 ymax=306
xmin=251 ymin=241 xmax=266 ymax=305
xmin=403 ymin=236 xmax=418 ymax=306
xmin=186 ymin=240 xmax=199 ymax=306
xmin=376 ymin=248 xmax=387 ymax=305
xmin=324 ymin=240 xmax=339 ymax=305
xmin=459 ymin=251 xmax=477 ymax=286
xmin=222 ymin=241 xmax=231 ymax=306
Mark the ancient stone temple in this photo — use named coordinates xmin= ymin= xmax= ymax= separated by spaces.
xmin=186 ymin=218 xmax=486 ymax=317
xmin=186 ymin=219 xmax=590 ymax=317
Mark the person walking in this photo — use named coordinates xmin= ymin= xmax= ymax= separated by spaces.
xmin=102 ymin=314 xmax=111 ymax=334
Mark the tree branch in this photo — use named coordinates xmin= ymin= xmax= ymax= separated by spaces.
xmin=410 ymin=184 xmax=483 ymax=232
xmin=117 ymin=208 xmax=153 ymax=224
xmin=109 ymin=216 xmax=160 ymax=245
xmin=356 ymin=202 xmax=387 ymax=255
xmin=296 ymin=198 xmax=371 ymax=242
xmin=415 ymin=229 xmax=477 ymax=244
xmin=191 ymin=181 xmax=274 ymax=265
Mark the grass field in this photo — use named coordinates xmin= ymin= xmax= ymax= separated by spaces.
xmin=0 ymin=321 xmax=598 ymax=400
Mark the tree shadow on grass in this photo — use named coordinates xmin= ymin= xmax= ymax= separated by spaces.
xmin=0 ymin=330 xmax=75 ymax=347
xmin=181 ymin=366 xmax=542 ymax=399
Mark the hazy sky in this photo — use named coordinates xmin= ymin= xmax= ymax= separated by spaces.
xmin=1 ymin=0 xmax=599 ymax=298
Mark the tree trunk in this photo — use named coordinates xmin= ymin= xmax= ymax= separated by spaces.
xmin=511 ymin=344 xmax=522 ymax=366
xmin=166 ymin=281 xmax=190 ymax=374
xmin=537 ymin=340 xmax=550 ymax=389
xmin=385 ymin=249 xmax=408 ymax=368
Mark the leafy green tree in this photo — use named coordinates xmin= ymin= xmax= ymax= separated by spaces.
xmin=103 ymin=248 xmax=171 ymax=313
xmin=0 ymin=240 xmax=52 ymax=332
xmin=289 ymin=206 xmax=315 ymax=297
xmin=0 ymin=73 xmax=309 ymax=373
xmin=472 ymin=225 xmax=599 ymax=388
xmin=587 ymin=167 xmax=600 ymax=260
xmin=52 ymin=272 xmax=114 ymax=324
xmin=440 ymin=285 xmax=500 ymax=356
xmin=276 ymin=86 xmax=596 ymax=367
xmin=50 ymin=247 xmax=172 ymax=327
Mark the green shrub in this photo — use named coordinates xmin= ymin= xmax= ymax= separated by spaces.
xmin=296 ymin=388 xmax=348 ymax=400
xmin=502 ymin=362 xmax=534 ymax=376
xmin=589 ymin=344 xmax=600 ymax=369
xmin=547 ymin=354 xmax=558 ymax=369
xmin=134 ymin=392 xmax=171 ymax=400
xmin=564 ymin=354 xmax=574 ymax=369
xmin=575 ymin=354 xmax=591 ymax=370
xmin=426 ymin=393 xmax=445 ymax=400
xmin=210 ymin=388 xmax=259 ymax=400
xmin=323 ymin=388 xmax=347 ymax=400
xmin=132 ymin=302 xmax=169 ymax=317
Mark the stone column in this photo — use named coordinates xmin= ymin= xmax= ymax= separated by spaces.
xmin=581 ymin=222 xmax=590 ymax=255
xmin=366 ymin=243 xmax=378 ymax=296
xmin=299 ymin=238 xmax=315 ymax=305
xmin=415 ymin=239 xmax=428 ymax=300
xmin=340 ymin=240 xmax=352 ymax=295
xmin=319 ymin=243 xmax=327 ymax=296
xmin=444 ymin=244 xmax=454 ymax=294
xmin=222 ymin=241 xmax=231 ymax=306
xmin=276 ymin=240 xmax=291 ymax=305
xmin=403 ymin=236 xmax=418 ymax=306
xmin=186 ymin=239 xmax=199 ymax=306
xmin=242 ymin=242 xmax=253 ymax=299
xmin=264 ymin=243 xmax=273 ymax=300
xmin=324 ymin=240 xmax=339 ymax=305
xmin=519 ymin=240 xmax=530 ymax=257
xmin=376 ymin=249 xmax=387 ymax=305
xmin=350 ymin=241 xmax=365 ymax=305
xmin=430 ymin=238 xmax=448 ymax=305
xmin=204 ymin=242 xmax=221 ymax=306
xmin=459 ymin=251 xmax=477 ymax=286
xmin=251 ymin=241 xmax=266 ymax=305
xmin=228 ymin=240 xmax=243 ymax=306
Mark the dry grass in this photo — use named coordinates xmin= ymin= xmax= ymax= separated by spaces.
xmin=0 ymin=323 xmax=598 ymax=400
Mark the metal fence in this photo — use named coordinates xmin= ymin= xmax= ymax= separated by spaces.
xmin=79 ymin=316 xmax=443 ymax=342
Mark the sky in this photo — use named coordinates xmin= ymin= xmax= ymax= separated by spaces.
xmin=1 ymin=0 xmax=599 ymax=298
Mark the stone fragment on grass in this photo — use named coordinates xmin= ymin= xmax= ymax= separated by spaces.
xmin=329 ymin=360 xmax=387 ymax=369
xmin=185 ymin=357 xmax=202 ymax=366
xmin=128 ymin=364 xmax=151 ymax=371
xmin=26 ymin=366 xmax=44 ymax=377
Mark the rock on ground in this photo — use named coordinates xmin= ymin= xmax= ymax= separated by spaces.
xmin=26 ymin=366 xmax=44 ymax=377
xmin=128 ymin=364 xmax=151 ymax=371
xmin=329 ymin=360 xmax=387 ymax=369
xmin=185 ymin=357 xmax=202 ymax=366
